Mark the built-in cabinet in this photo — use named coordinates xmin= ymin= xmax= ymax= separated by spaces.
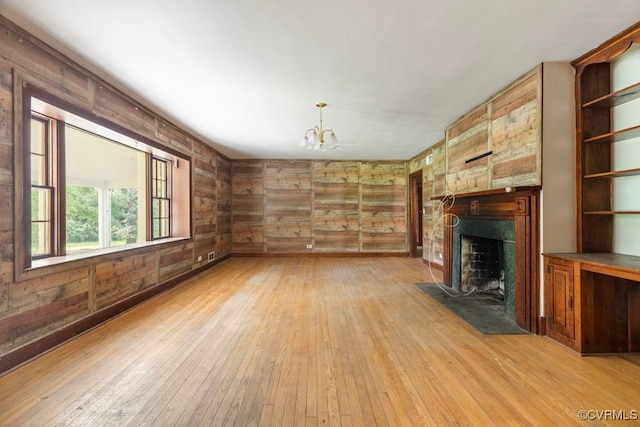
xmin=544 ymin=254 xmax=640 ymax=354
xmin=544 ymin=257 xmax=575 ymax=348
xmin=544 ymin=21 xmax=640 ymax=354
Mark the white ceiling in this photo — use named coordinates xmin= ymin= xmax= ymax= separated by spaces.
xmin=2 ymin=1 xmax=640 ymax=161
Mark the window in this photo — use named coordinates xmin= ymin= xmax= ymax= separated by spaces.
xmin=30 ymin=114 xmax=54 ymax=259
xmin=19 ymin=88 xmax=191 ymax=270
xmin=151 ymin=157 xmax=171 ymax=239
xmin=63 ymin=125 xmax=147 ymax=253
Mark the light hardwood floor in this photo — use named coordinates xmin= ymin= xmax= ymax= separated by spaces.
xmin=1 ymin=257 xmax=639 ymax=426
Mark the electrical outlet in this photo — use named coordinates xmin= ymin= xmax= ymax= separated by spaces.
xmin=439 ymin=252 xmax=443 ymax=259
xmin=197 ymin=255 xmax=203 ymax=262
xmin=306 ymin=244 xmax=313 ymax=249
xmin=425 ymin=154 xmax=433 ymax=165
xmin=208 ymin=251 xmax=215 ymax=262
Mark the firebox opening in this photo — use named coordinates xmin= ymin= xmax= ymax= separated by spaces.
xmin=461 ymin=235 xmax=505 ymax=299
xmin=451 ymin=218 xmax=516 ymax=321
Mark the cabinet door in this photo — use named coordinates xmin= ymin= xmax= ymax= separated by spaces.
xmin=545 ymin=259 xmax=575 ymax=347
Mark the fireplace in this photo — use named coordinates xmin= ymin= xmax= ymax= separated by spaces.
xmin=441 ymin=188 xmax=540 ymax=332
xmin=452 ymin=219 xmax=516 ymax=321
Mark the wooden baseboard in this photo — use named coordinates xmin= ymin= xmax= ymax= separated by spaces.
xmin=537 ymin=316 xmax=546 ymax=336
xmin=232 ymin=252 xmax=411 ymax=258
xmin=0 ymin=254 xmax=230 ymax=377
xmin=422 ymin=259 xmax=444 ymax=271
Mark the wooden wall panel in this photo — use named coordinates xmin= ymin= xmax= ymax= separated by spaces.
xmin=1 ymin=28 xmax=91 ymax=110
xmin=95 ymin=254 xmax=158 ymax=309
xmin=265 ymin=161 xmax=312 ymax=252
xmin=424 ymin=141 xmax=446 ymax=266
xmin=0 ymin=144 xmax=11 ymax=183
xmin=447 ymin=106 xmax=489 ymax=140
xmin=360 ymin=162 xmax=407 ymax=252
xmin=231 ymin=198 xmax=265 ymax=253
xmin=446 ymin=165 xmax=489 ymax=194
xmin=158 ymin=242 xmax=194 ymax=283
xmin=492 ymin=74 xmax=538 ymax=117
xmin=193 ymin=143 xmax=217 ymax=265
xmin=231 ymin=160 xmax=409 ymax=254
xmin=8 ymin=267 xmax=87 ymax=312
xmin=0 ymin=291 xmax=88 ymax=354
xmin=431 ymin=143 xmax=447 ymax=197
xmin=232 ymin=160 xmax=265 ymax=253
xmin=314 ymin=231 xmax=360 ymax=251
xmin=408 ymin=149 xmax=428 ymax=174
xmin=313 ymin=161 xmax=360 ymax=252
xmin=217 ymin=156 xmax=232 ymax=258
xmin=431 ymin=143 xmax=447 ymax=262
xmin=491 ymin=75 xmax=539 ymax=189
xmin=446 ymin=67 xmax=541 ymax=194
xmin=0 ymin=80 xmax=12 ymax=186
xmin=92 ymin=84 xmax=150 ymax=138
xmin=0 ymin=266 xmax=89 ymax=354
xmin=446 ymin=117 xmax=490 ymax=194
xmin=155 ymin=121 xmax=194 ymax=155
xmin=0 ymin=264 xmax=10 ymax=310
xmin=0 ymin=185 xmax=12 ymax=261
xmin=407 ymin=140 xmax=448 ymax=267
xmin=446 ymin=129 xmax=490 ymax=174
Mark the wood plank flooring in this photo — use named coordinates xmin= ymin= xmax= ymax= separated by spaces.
xmin=1 ymin=257 xmax=640 ymax=426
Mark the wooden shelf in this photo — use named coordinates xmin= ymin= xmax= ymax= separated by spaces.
xmin=584 ymin=167 xmax=640 ymax=179
xmin=583 ymin=81 xmax=640 ymax=108
xmin=583 ymin=211 xmax=640 ymax=215
xmin=583 ymin=124 xmax=640 ymax=144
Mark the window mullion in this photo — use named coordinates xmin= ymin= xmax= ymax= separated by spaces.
xmin=56 ymin=119 xmax=66 ymax=256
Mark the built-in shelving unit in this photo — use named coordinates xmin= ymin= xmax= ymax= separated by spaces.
xmin=575 ymin=28 xmax=640 ymax=252
xmin=543 ymin=21 xmax=640 ymax=354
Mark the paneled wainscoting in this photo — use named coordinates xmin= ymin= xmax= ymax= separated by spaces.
xmin=1 ymin=257 xmax=639 ymax=426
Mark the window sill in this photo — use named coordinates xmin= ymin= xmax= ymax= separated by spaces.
xmin=18 ymin=237 xmax=191 ymax=281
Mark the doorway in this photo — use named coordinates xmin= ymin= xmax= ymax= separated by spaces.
xmin=409 ymin=171 xmax=423 ymax=258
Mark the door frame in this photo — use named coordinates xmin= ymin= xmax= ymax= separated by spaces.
xmin=409 ymin=171 xmax=423 ymax=258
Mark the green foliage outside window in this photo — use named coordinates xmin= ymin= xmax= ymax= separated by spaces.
xmin=66 ymin=186 xmax=139 ymax=249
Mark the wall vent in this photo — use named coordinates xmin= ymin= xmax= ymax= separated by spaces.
xmin=425 ymin=154 xmax=433 ymax=165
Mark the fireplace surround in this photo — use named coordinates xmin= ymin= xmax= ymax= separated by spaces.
xmin=440 ymin=187 xmax=541 ymax=333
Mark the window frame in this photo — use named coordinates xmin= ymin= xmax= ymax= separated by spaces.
xmin=29 ymin=113 xmax=56 ymax=259
xmin=151 ymin=156 xmax=172 ymax=240
xmin=14 ymin=78 xmax=192 ymax=280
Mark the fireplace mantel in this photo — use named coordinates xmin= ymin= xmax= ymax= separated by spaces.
xmin=438 ymin=186 xmax=541 ymax=333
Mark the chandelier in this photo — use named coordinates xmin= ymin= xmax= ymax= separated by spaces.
xmin=300 ymin=102 xmax=339 ymax=151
